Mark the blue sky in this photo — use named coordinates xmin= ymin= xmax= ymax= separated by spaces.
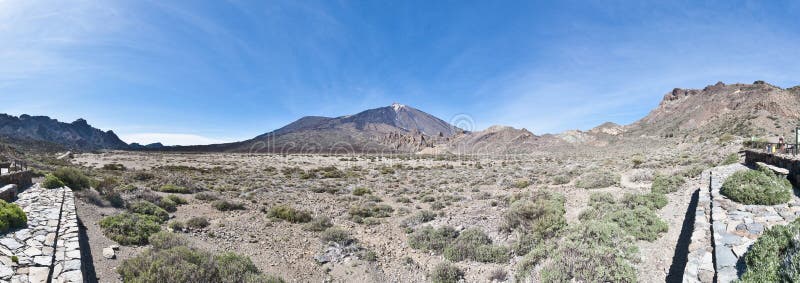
xmin=1 ymin=0 xmax=799 ymax=145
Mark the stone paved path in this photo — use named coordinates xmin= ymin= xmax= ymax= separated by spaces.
xmin=0 ymin=184 xmax=82 ymax=283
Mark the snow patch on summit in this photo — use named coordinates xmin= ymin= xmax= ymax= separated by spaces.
xmin=391 ymin=103 xmax=406 ymax=111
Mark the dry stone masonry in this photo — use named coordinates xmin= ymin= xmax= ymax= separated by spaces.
xmin=0 ymin=184 xmax=82 ymax=283
xmin=684 ymin=160 xmax=800 ymax=282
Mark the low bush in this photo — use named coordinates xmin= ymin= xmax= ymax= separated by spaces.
xmin=118 ymin=232 xmax=285 ymax=283
xmin=443 ymin=228 xmax=509 ymax=263
xmin=348 ymin=203 xmax=393 ymax=219
xmin=430 ymin=262 xmax=464 ymax=283
xmin=194 ymin=192 xmax=218 ymax=201
xmin=42 ymin=174 xmax=66 ymax=189
xmin=620 ymin=192 xmax=667 ymax=210
xmin=739 ymin=218 xmax=800 ymax=282
xmin=267 ymin=205 xmax=312 ymax=223
xmin=551 ymin=174 xmax=571 ymax=185
xmin=186 ymin=217 xmax=210 ymax=229
xmin=352 ymin=187 xmax=371 ymax=196
xmin=304 ymin=216 xmax=332 ymax=231
xmin=167 ymin=195 xmax=188 ymax=205
xmin=682 ymin=165 xmax=705 ymax=178
xmin=157 ymin=184 xmax=192 ymax=194
xmin=128 ymin=201 xmax=169 ymax=222
xmin=580 ymin=192 xmax=669 ymax=241
xmin=401 ymin=210 xmax=437 ymax=227
xmin=651 ymin=174 xmax=685 ymax=194
xmin=502 ymin=192 xmax=566 ymax=238
xmin=534 ymin=220 xmax=639 ymax=283
xmin=212 ymin=200 xmax=245 ymax=211
xmin=607 ymin=207 xmax=668 ymax=241
xmin=408 ymin=226 xmax=459 ymax=253
xmin=0 ymin=200 xmax=26 ymax=233
xmin=99 ymin=213 xmax=161 ymax=245
xmin=53 ymin=167 xmax=93 ymax=190
xmin=105 ymin=192 xmax=125 ymax=208
xmin=575 ymin=170 xmax=619 ymax=189
xmin=512 ymin=179 xmax=530 ymax=189
xmin=320 ymin=227 xmax=354 ymax=246
xmin=720 ymin=153 xmax=740 ymax=165
xmin=102 ymin=163 xmax=126 ymax=171
xmin=721 ymin=167 xmax=792 ymax=205
xmin=168 ymin=221 xmax=185 ymax=232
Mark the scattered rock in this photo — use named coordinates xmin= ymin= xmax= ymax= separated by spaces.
xmin=102 ymin=247 xmax=115 ymax=259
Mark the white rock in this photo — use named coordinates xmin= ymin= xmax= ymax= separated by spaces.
xmin=102 ymin=247 xmax=115 ymax=259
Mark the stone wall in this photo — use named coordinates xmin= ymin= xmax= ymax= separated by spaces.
xmin=745 ymin=150 xmax=800 ymax=186
xmin=683 ymin=170 xmax=714 ymax=283
xmin=0 ymin=171 xmax=33 ymax=188
xmin=685 ymin=162 xmax=800 ymax=282
xmin=0 ymin=184 xmax=82 ymax=283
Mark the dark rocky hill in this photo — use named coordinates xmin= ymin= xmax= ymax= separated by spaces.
xmin=0 ymin=114 xmax=128 ymax=151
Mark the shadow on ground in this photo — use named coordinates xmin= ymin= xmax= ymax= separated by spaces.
xmin=78 ymin=217 xmax=98 ymax=283
xmin=666 ymin=188 xmax=699 ymax=282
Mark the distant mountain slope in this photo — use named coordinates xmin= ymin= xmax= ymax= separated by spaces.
xmin=170 ymin=103 xmax=462 ymax=153
xmin=0 ymin=114 xmax=128 ymax=150
xmin=627 ymin=81 xmax=800 ymax=140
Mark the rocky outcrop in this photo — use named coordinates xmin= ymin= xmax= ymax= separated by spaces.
xmin=628 ymin=81 xmax=800 ymax=139
xmin=0 ymin=114 xmax=128 ymax=151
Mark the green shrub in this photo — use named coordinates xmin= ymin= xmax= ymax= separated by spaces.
xmin=168 ymin=221 xmax=185 ymax=232
xmin=575 ymin=170 xmax=619 ymax=189
xmin=551 ymin=174 xmax=571 ymax=185
xmin=430 ymin=262 xmax=464 ymax=283
xmin=212 ymin=200 xmax=245 ymax=211
xmin=502 ymin=192 xmax=566 ymax=238
xmin=53 ymin=167 xmax=93 ymax=190
xmin=512 ymin=179 xmax=530 ymax=189
xmin=128 ymin=201 xmax=169 ymax=222
xmin=102 ymin=163 xmax=126 ymax=171
xmin=401 ymin=210 xmax=437 ymax=227
xmin=267 ymin=205 xmax=312 ymax=223
xmin=157 ymin=184 xmax=192 ymax=194
xmin=320 ymin=227 xmax=354 ymax=245
xmin=0 ymin=200 xmax=26 ymax=233
xmin=608 ymin=207 xmax=668 ymax=241
xmin=348 ymin=203 xmax=393 ymax=219
xmin=620 ymin=192 xmax=668 ymax=210
xmin=580 ymin=192 xmax=669 ymax=241
xmin=304 ymin=216 xmax=332 ymax=231
xmin=105 ymin=192 xmax=125 ymax=208
xmin=118 ymin=232 xmax=284 ymax=283
xmin=408 ymin=226 xmax=459 ymax=254
xmin=194 ymin=192 xmax=218 ymax=201
xmin=682 ymin=165 xmax=705 ymax=178
xmin=99 ymin=213 xmax=161 ymax=245
xmin=167 ymin=195 xmax=188 ymax=205
xmin=535 ymin=221 xmax=639 ymax=283
xmin=720 ymin=153 xmax=740 ymax=165
xmin=352 ymin=187 xmax=371 ymax=196
xmin=739 ymin=218 xmax=800 ymax=282
xmin=157 ymin=197 xmax=178 ymax=212
xmin=443 ymin=228 xmax=509 ymax=263
xmin=721 ymin=168 xmax=792 ymax=205
xmin=651 ymin=174 xmax=685 ymax=194
xmin=42 ymin=174 xmax=66 ymax=189
xmin=186 ymin=217 xmax=210 ymax=229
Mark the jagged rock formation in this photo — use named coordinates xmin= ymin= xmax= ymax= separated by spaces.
xmin=0 ymin=114 xmax=128 ymax=151
xmin=627 ymin=81 xmax=800 ymax=140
